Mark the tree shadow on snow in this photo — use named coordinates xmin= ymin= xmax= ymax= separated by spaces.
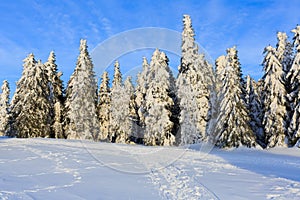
xmin=209 ymin=148 xmax=300 ymax=182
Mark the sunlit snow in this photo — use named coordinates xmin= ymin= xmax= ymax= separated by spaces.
xmin=1 ymin=138 xmax=299 ymax=199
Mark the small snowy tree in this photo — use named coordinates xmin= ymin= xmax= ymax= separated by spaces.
xmin=64 ymin=39 xmax=99 ymax=140
xmin=214 ymin=47 xmax=256 ymax=148
xmin=98 ymin=71 xmax=111 ymax=141
xmin=245 ymin=75 xmax=264 ymax=147
xmin=262 ymin=45 xmax=287 ymax=148
xmin=177 ymin=14 xmax=214 ymax=145
xmin=10 ymin=55 xmax=51 ymax=138
xmin=0 ymin=80 xmax=10 ymax=136
xmin=287 ymin=25 xmax=300 ymax=146
xmin=144 ymin=49 xmax=176 ymax=146
xmin=44 ymin=51 xmax=64 ymax=138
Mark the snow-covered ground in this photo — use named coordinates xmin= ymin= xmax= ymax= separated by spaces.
xmin=0 ymin=137 xmax=299 ymax=199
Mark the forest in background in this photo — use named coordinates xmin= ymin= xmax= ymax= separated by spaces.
xmin=0 ymin=15 xmax=300 ymax=149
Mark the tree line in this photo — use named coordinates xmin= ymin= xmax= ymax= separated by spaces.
xmin=0 ymin=15 xmax=299 ymax=148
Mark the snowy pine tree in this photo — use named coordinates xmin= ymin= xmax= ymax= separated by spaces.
xmin=194 ymin=53 xmax=214 ymax=137
xmin=276 ymin=32 xmax=293 ymax=73
xmin=135 ymin=57 xmax=150 ymax=133
xmin=144 ymin=49 xmax=176 ymax=146
xmin=262 ymin=45 xmax=287 ymax=148
xmin=64 ymin=39 xmax=99 ymax=140
xmin=44 ymin=51 xmax=64 ymax=138
xmin=0 ymin=80 xmax=10 ymax=136
xmin=177 ymin=14 xmax=213 ymax=145
xmin=214 ymin=47 xmax=256 ymax=148
xmin=126 ymin=77 xmax=139 ymax=140
xmin=121 ymin=76 xmax=138 ymax=142
xmin=178 ymin=15 xmax=198 ymax=74
xmin=98 ymin=71 xmax=111 ymax=141
xmin=214 ymin=55 xmax=228 ymax=115
xmin=109 ymin=61 xmax=137 ymax=143
xmin=109 ymin=61 xmax=124 ymax=142
xmin=209 ymin=55 xmax=229 ymax=144
xmin=215 ymin=55 xmax=227 ymax=93
xmin=10 ymin=55 xmax=51 ymax=138
xmin=176 ymin=79 xmax=198 ymax=145
xmin=287 ymin=25 xmax=300 ymax=147
xmin=245 ymin=75 xmax=264 ymax=147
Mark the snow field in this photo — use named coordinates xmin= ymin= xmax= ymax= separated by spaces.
xmin=1 ymin=138 xmax=300 ymax=199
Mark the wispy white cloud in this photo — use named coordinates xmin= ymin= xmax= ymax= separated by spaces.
xmin=101 ymin=17 xmax=113 ymax=37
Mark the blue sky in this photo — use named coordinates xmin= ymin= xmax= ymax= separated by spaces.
xmin=1 ymin=0 xmax=300 ymax=93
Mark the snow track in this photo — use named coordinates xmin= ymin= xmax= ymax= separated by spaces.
xmin=150 ymin=164 xmax=219 ymax=200
xmin=148 ymin=147 xmax=220 ymax=200
xmin=149 ymin=146 xmax=300 ymax=200
xmin=0 ymin=139 xmax=85 ymax=199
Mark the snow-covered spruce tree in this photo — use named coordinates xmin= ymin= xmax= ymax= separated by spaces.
xmin=287 ymin=27 xmax=300 ymax=108
xmin=97 ymin=71 xmax=111 ymax=141
xmin=64 ymin=39 xmax=99 ymax=140
xmin=287 ymin=25 xmax=300 ymax=147
xmin=109 ymin=61 xmax=123 ymax=142
xmin=262 ymin=45 xmax=287 ymax=148
xmin=10 ymin=56 xmax=51 ymax=138
xmin=177 ymin=14 xmax=213 ymax=145
xmin=44 ymin=51 xmax=64 ymax=138
xmin=109 ymin=61 xmax=137 ymax=143
xmin=130 ymin=77 xmax=140 ymax=139
xmin=215 ymin=55 xmax=227 ymax=93
xmin=275 ymin=32 xmax=294 ymax=137
xmin=214 ymin=55 xmax=228 ymax=117
xmin=144 ymin=49 xmax=176 ymax=146
xmin=176 ymin=79 xmax=198 ymax=145
xmin=276 ymin=32 xmax=294 ymax=73
xmin=135 ymin=57 xmax=150 ymax=133
xmin=194 ymin=53 xmax=215 ymax=136
xmin=122 ymin=76 xmax=138 ymax=142
xmin=0 ymin=80 xmax=10 ymax=136
xmin=245 ymin=75 xmax=264 ymax=147
xmin=210 ymin=55 xmax=229 ymax=144
xmin=214 ymin=47 xmax=256 ymax=148
xmin=178 ymin=15 xmax=198 ymax=74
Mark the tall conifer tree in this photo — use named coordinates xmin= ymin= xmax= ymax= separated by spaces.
xmin=262 ymin=46 xmax=287 ymax=147
xmin=144 ymin=49 xmax=176 ymax=146
xmin=287 ymin=26 xmax=300 ymax=146
xmin=98 ymin=71 xmax=111 ymax=141
xmin=45 ymin=51 xmax=64 ymax=138
xmin=10 ymin=55 xmax=51 ymax=138
xmin=214 ymin=47 xmax=256 ymax=148
xmin=177 ymin=15 xmax=214 ymax=145
xmin=64 ymin=39 xmax=99 ymax=140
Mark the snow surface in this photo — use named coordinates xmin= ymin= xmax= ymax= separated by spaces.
xmin=0 ymin=137 xmax=299 ymax=199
